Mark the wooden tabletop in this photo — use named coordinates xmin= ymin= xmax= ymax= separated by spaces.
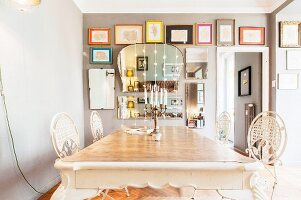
xmin=63 ymin=126 xmax=253 ymax=163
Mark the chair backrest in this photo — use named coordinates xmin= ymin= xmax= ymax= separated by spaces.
xmin=246 ymin=111 xmax=287 ymax=165
xmin=216 ymin=112 xmax=231 ymax=143
xmin=50 ymin=112 xmax=80 ymax=158
xmin=90 ymin=111 xmax=104 ymax=142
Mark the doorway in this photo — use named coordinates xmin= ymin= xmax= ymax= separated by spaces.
xmin=216 ymin=47 xmax=269 ymax=153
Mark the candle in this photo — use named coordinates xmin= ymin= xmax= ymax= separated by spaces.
xmin=144 ymin=87 xmax=147 ymax=105
xmin=155 ymin=89 xmax=158 ymax=107
xmin=160 ymin=88 xmax=163 ymax=105
xmin=164 ymin=89 xmax=168 ymax=105
xmin=150 ymin=85 xmax=153 ymax=105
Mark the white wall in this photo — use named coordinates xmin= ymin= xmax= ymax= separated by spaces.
xmin=0 ymin=0 xmax=83 ymax=199
xmin=275 ymin=10 xmax=301 ymax=166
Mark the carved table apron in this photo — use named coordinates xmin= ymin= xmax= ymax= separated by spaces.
xmin=51 ymin=126 xmax=267 ymax=200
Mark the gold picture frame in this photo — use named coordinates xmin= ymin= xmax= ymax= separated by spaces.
xmin=146 ymin=20 xmax=164 ymax=43
xmin=280 ymin=21 xmax=301 ymax=48
xmin=114 ymin=24 xmax=144 ymax=45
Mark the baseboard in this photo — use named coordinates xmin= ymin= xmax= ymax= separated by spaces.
xmin=27 ymin=176 xmax=61 ymax=200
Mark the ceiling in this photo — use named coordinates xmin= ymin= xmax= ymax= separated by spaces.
xmin=72 ymin=0 xmax=288 ymax=13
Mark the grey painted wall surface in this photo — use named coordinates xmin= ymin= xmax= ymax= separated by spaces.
xmin=0 ymin=0 xmax=83 ymax=199
xmin=234 ymin=52 xmax=262 ymax=152
xmin=83 ymin=13 xmax=269 ymax=146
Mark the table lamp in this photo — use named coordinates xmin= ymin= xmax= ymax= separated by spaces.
xmin=126 ymin=69 xmax=134 ymax=92
xmin=127 ymin=100 xmax=135 ymax=118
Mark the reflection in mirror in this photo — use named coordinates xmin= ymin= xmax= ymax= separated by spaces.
xmin=117 ymin=96 xmax=183 ymax=120
xmin=117 ymin=44 xmax=184 ymax=92
xmin=186 ymin=83 xmax=205 ymax=128
xmin=185 ymin=48 xmax=208 ymax=80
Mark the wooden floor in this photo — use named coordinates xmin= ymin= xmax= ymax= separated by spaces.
xmin=39 ymin=166 xmax=301 ymax=200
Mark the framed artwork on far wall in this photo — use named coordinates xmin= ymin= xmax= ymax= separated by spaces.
xmin=165 ymin=25 xmax=194 ymax=45
xmin=239 ymin=27 xmax=265 ymax=45
xmin=287 ymin=50 xmax=301 ymax=70
xmin=136 ymin=56 xmax=148 ymax=71
xmin=195 ymin=23 xmax=213 ymax=45
xmin=238 ymin=66 xmax=251 ymax=96
xmin=280 ymin=21 xmax=301 ymax=48
xmin=146 ymin=20 xmax=164 ymax=43
xmin=216 ymin=19 xmax=235 ymax=46
xmin=115 ymin=24 xmax=143 ymax=45
xmin=90 ymin=47 xmax=112 ymax=64
xmin=278 ymin=73 xmax=299 ymax=90
xmin=88 ymin=28 xmax=110 ymax=45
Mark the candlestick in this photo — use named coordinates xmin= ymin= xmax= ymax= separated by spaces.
xmin=150 ymin=86 xmax=153 ymax=105
xmin=160 ymin=88 xmax=163 ymax=104
xmin=164 ymin=89 xmax=168 ymax=105
xmin=144 ymin=87 xmax=147 ymax=105
xmin=155 ymin=89 xmax=158 ymax=107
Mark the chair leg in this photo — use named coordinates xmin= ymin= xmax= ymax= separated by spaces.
xmin=124 ymin=186 xmax=130 ymax=197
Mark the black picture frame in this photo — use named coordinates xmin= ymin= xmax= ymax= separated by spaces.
xmin=136 ymin=56 xmax=148 ymax=71
xmin=137 ymin=97 xmax=148 ymax=104
xmin=238 ymin=66 xmax=251 ymax=96
xmin=165 ymin=25 xmax=194 ymax=45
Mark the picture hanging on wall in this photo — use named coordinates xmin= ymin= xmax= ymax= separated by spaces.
xmin=239 ymin=27 xmax=265 ymax=45
xmin=115 ymin=24 xmax=144 ymax=45
xmin=278 ymin=73 xmax=299 ymax=90
xmin=146 ymin=20 xmax=164 ymax=43
xmin=216 ymin=19 xmax=235 ymax=46
xmin=88 ymin=28 xmax=111 ymax=45
xmin=136 ymin=56 xmax=148 ymax=71
xmin=195 ymin=23 xmax=213 ymax=45
xmin=280 ymin=21 xmax=301 ymax=48
xmin=238 ymin=66 xmax=251 ymax=96
xmin=287 ymin=50 xmax=301 ymax=70
xmin=90 ymin=47 xmax=112 ymax=64
xmin=165 ymin=25 xmax=194 ymax=45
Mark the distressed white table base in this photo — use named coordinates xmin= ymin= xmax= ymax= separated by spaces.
xmin=51 ymin=161 xmax=268 ymax=200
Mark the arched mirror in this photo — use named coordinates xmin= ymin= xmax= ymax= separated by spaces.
xmin=117 ymin=44 xmax=184 ymax=93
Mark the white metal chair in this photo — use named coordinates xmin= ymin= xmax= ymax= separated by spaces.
xmin=216 ymin=111 xmax=231 ymax=144
xmin=90 ymin=111 xmax=104 ymax=142
xmin=50 ymin=112 xmax=80 ymax=158
xmin=246 ymin=111 xmax=287 ymax=199
xmin=89 ymin=111 xmax=130 ymax=199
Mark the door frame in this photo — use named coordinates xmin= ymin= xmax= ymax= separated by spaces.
xmin=216 ymin=47 xmax=269 ymax=114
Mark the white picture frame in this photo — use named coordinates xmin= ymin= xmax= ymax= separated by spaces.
xmin=278 ymin=73 xmax=299 ymax=90
xmin=287 ymin=50 xmax=301 ymax=70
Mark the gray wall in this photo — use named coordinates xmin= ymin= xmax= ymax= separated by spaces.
xmin=0 ymin=0 xmax=83 ymax=199
xmin=83 ymin=13 xmax=269 ymax=146
xmin=234 ymin=53 xmax=262 ymax=152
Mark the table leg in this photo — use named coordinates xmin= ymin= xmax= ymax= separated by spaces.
xmin=250 ymin=172 xmax=268 ymax=200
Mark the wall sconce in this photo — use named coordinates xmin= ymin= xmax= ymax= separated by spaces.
xmin=126 ymin=69 xmax=134 ymax=92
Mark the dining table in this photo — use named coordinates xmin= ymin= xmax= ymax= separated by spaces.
xmin=51 ymin=126 xmax=267 ymax=200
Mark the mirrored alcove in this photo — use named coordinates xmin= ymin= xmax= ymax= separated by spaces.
xmin=186 ymin=83 xmax=205 ymax=128
xmin=117 ymin=44 xmax=184 ymax=93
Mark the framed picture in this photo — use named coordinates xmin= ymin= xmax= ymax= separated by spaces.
xmin=128 ymin=85 xmax=134 ymax=92
xmin=165 ymin=25 xmax=193 ymax=45
xmin=163 ymin=63 xmax=181 ymax=77
xmin=137 ymin=97 xmax=148 ymax=104
xmin=171 ymin=99 xmax=179 ymax=106
xmin=238 ymin=66 xmax=251 ymax=96
xmin=88 ymin=28 xmax=110 ymax=45
xmin=146 ymin=20 xmax=164 ymax=43
xmin=198 ymin=90 xmax=204 ymax=104
xmin=239 ymin=27 xmax=265 ymax=45
xmin=195 ymin=23 xmax=213 ymax=45
xmin=278 ymin=73 xmax=299 ymax=90
xmin=90 ymin=47 xmax=112 ymax=64
xmin=287 ymin=50 xmax=301 ymax=70
xmin=216 ymin=19 xmax=235 ymax=46
xmin=136 ymin=56 xmax=148 ymax=71
xmin=115 ymin=24 xmax=143 ymax=45
xmin=280 ymin=21 xmax=301 ymax=48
